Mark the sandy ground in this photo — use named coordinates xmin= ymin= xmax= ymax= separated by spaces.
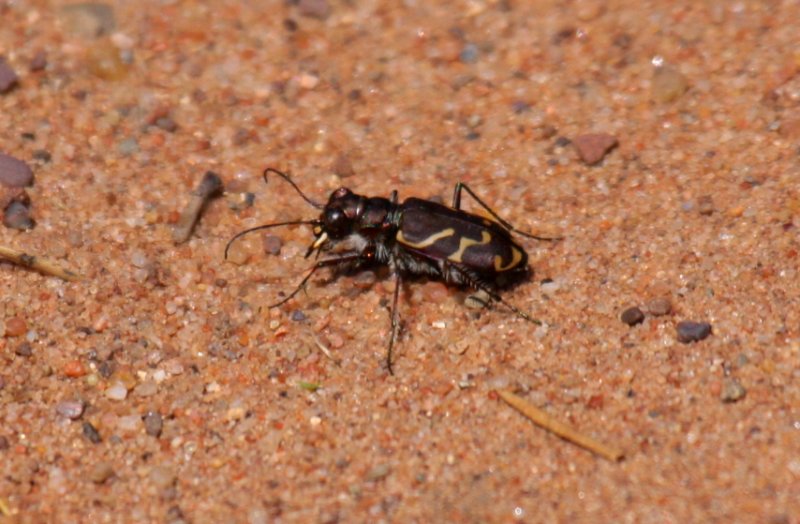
xmin=1 ymin=0 xmax=799 ymax=522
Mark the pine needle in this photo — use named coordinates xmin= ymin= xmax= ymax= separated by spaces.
xmin=0 ymin=245 xmax=82 ymax=281
xmin=498 ymin=389 xmax=624 ymax=462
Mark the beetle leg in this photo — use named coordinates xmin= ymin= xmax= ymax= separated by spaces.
xmin=447 ymin=263 xmax=543 ymax=326
xmin=389 ymin=190 xmax=398 ymax=205
xmin=452 ymin=182 xmax=563 ymax=241
xmin=385 ymin=271 xmax=403 ymax=375
xmin=269 ymin=253 xmax=364 ymax=308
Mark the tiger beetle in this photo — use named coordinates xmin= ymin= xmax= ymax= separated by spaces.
xmin=225 ymin=168 xmax=561 ymax=374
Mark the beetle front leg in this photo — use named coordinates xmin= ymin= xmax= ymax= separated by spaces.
xmin=268 ymin=252 xmax=365 ymax=308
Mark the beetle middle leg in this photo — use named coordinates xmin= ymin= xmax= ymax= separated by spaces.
xmin=452 ymin=182 xmax=562 ymax=241
xmin=385 ymin=271 xmax=403 ymax=375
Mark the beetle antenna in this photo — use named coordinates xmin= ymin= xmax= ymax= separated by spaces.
xmin=224 ymin=220 xmax=318 ymax=260
xmin=264 ymin=167 xmax=323 ymax=210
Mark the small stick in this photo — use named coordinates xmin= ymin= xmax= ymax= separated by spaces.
xmin=497 ymin=389 xmax=624 ymax=462
xmin=310 ymin=332 xmax=340 ymax=366
xmin=0 ymin=245 xmax=82 ymax=281
xmin=172 ymin=171 xmax=223 ymax=243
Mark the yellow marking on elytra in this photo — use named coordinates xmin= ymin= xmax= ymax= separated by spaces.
xmin=494 ymin=246 xmax=523 ymax=271
xmin=397 ymin=228 xmax=455 ymax=248
xmin=449 ymin=231 xmax=492 ymax=263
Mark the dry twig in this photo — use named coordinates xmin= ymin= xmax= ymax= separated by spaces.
xmin=0 ymin=244 xmax=82 ymax=281
xmin=498 ymin=389 xmax=624 ymax=462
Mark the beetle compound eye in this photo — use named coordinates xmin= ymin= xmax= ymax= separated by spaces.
xmin=324 ymin=208 xmax=349 ymax=237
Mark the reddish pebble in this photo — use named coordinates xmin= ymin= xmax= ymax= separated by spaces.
xmin=573 ymin=133 xmax=618 ymax=165
xmin=4 ymin=316 xmax=27 ymax=337
xmin=586 ymin=394 xmax=605 ymax=409
xmin=64 ymin=360 xmax=87 ymax=378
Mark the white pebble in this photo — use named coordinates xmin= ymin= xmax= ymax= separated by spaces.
xmin=105 ymin=382 xmax=128 ymax=401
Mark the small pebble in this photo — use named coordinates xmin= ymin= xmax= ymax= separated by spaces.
xmin=697 ymin=195 xmax=714 ymax=216
xmin=331 ymin=153 xmax=355 ymax=177
xmin=262 ymin=234 xmax=282 ymax=256
xmin=29 ymin=51 xmax=47 ymax=71
xmin=298 ymin=0 xmax=331 ymax=19
xmin=0 ymin=56 xmax=19 ymax=93
xmin=56 ymin=400 xmax=85 ymax=420
xmin=5 ymin=316 xmax=27 ymax=337
xmin=87 ymin=42 xmax=129 ymax=80
xmin=155 ymin=116 xmax=178 ymax=133
xmin=82 ymin=422 xmax=102 ymax=444
xmin=652 ymin=65 xmax=688 ymax=103
xmin=117 ymin=414 xmax=140 ymax=432
xmin=117 ymin=137 xmax=139 ymax=156
xmin=14 ymin=342 xmax=33 ymax=357
xmin=4 ymin=200 xmax=35 ymax=230
xmin=291 ymin=310 xmax=307 ymax=322
xmin=134 ymin=381 xmax=158 ymax=397
xmin=0 ymin=153 xmax=34 ymax=187
xmin=105 ymin=381 xmax=128 ymax=400
xmin=32 ymin=149 xmax=52 ymax=163
xmin=150 ymin=465 xmax=177 ymax=489
xmin=89 ymin=461 xmax=115 ymax=484
xmin=459 ymin=43 xmax=479 ymax=64
xmin=572 ymin=133 xmax=618 ymax=165
xmin=676 ymin=320 xmax=712 ymax=343
xmin=64 ymin=360 xmax=87 ymax=378
xmin=0 ymin=436 xmax=9 ymax=450
xmin=59 ymin=3 xmax=116 ymax=38
xmin=366 ymin=463 xmax=391 ymax=482
xmin=620 ymin=306 xmax=645 ymax=326
xmin=144 ymin=411 xmax=163 ymax=437
xmin=720 ymin=378 xmax=746 ymax=403
xmin=646 ymin=297 xmax=672 ymax=316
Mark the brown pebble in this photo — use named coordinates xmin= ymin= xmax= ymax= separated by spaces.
xmin=63 ymin=360 xmax=87 ymax=378
xmin=4 ymin=200 xmax=35 ymax=230
xmin=572 ymin=133 xmax=618 ymax=165
xmin=646 ymin=297 xmax=672 ymax=316
xmin=0 ymin=153 xmax=34 ymax=188
xmin=29 ymin=50 xmax=47 ymax=71
xmin=0 ymin=56 xmax=19 ymax=93
xmin=0 ymin=436 xmax=9 ymax=450
xmin=5 ymin=316 xmax=27 ymax=337
xmin=89 ymin=461 xmax=115 ymax=484
xmin=262 ymin=234 xmax=282 ymax=256
xmin=298 ymin=0 xmax=331 ymax=20
xmin=652 ymin=66 xmax=689 ymax=103
xmin=697 ymin=195 xmax=714 ymax=216
xmin=86 ymin=41 xmax=129 ymax=80
xmin=331 ymin=153 xmax=355 ymax=177
xmin=14 ymin=342 xmax=33 ymax=357
xmin=620 ymin=306 xmax=644 ymax=326
xmin=59 ymin=3 xmax=116 ymax=38
xmin=720 ymin=378 xmax=746 ymax=403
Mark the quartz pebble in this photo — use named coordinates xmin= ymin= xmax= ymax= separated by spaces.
xmin=105 ymin=381 xmax=128 ymax=400
xmin=89 ymin=461 xmax=115 ymax=484
xmin=676 ymin=321 xmax=712 ymax=343
xmin=652 ymin=66 xmax=688 ymax=103
xmin=144 ymin=411 xmax=163 ymax=437
xmin=56 ymin=400 xmax=85 ymax=420
xmin=59 ymin=3 xmax=116 ymax=37
xmin=646 ymin=297 xmax=672 ymax=316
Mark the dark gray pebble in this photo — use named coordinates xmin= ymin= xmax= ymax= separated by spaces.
xmin=621 ymin=306 xmax=645 ymax=326
xmin=0 ymin=57 xmax=18 ymax=93
xmin=82 ymin=421 xmax=102 ymax=443
xmin=4 ymin=200 xmax=35 ymax=230
xmin=676 ymin=320 xmax=712 ymax=343
xmin=459 ymin=43 xmax=479 ymax=64
xmin=155 ymin=116 xmax=178 ymax=133
xmin=291 ymin=310 xmax=307 ymax=322
xmin=144 ymin=411 xmax=163 ymax=437
xmin=32 ymin=150 xmax=52 ymax=163
xmin=0 ymin=153 xmax=34 ymax=187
